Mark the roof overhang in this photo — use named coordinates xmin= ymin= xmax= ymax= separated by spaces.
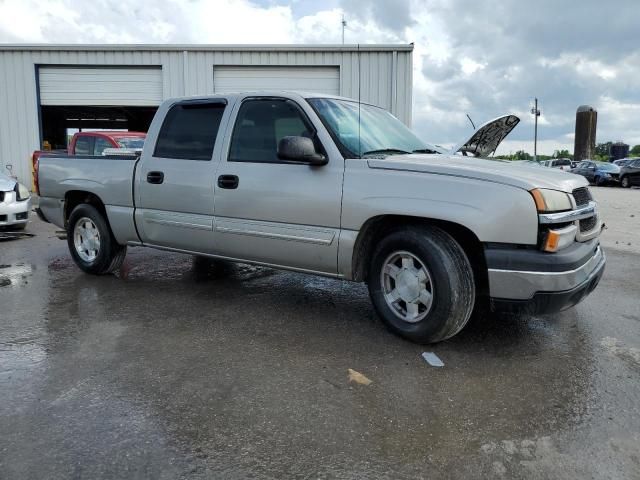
xmin=0 ymin=43 xmax=414 ymax=53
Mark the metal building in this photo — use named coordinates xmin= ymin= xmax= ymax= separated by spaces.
xmin=0 ymin=44 xmax=413 ymax=185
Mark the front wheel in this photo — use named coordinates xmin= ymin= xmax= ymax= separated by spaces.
xmin=67 ymin=204 xmax=127 ymax=275
xmin=367 ymin=226 xmax=476 ymax=344
xmin=621 ymin=176 xmax=631 ymax=188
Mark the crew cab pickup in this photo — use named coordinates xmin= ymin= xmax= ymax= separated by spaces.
xmin=37 ymin=92 xmax=605 ymax=344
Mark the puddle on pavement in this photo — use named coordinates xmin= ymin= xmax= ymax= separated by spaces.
xmin=0 ymin=263 xmax=33 ymax=288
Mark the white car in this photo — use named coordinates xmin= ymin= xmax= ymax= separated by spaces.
xmin=0 ymin=171 xmax=31 ymax=230
xmin=542 ymin=158 xmax=572 ymax=171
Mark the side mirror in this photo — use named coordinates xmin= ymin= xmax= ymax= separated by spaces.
xmin=277 ymin=136 xmax=327 ymax=166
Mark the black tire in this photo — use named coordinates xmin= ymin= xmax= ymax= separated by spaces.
xmin=67 ymin=204 xmax=127 ymax=275
xmin=367 ymin=226 xmax=475 ymax=344
xmin=621 ymin=176 xmax=631 ymax=188
xmin=594 ymin=175 xmax=603 ymax=186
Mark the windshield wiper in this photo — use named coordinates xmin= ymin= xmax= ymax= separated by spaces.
xmin=361 ymin=148 xmax=411 ymax=157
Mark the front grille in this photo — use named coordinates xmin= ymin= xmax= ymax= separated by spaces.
xmin=0 ymin=214 xmax=7 ymax=222
xmin=572 ymin=187 xmax=592 ymax=207
xmin=0 ymin=191 xmax=5 ymax=203
xmin=580 ymin=216 xmax=597 ymax=232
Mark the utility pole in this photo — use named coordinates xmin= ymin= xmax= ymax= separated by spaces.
xmin=531 ymin=98 xmax=541 ymax=161
xmin=341 ymin=15 xmax=347 ymax=44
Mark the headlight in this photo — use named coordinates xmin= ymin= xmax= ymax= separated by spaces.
xmin=15 ymin=183 xmax=31 ymax=201
xmin=530 ymin=188 xmax=572 ymax=213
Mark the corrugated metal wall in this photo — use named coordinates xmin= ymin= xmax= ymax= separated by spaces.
xmin=212 ymin=66 xmax=340 ymax=95
xmin=0 ymin=46 xmax=413 ymax=185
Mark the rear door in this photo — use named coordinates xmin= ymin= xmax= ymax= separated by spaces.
xmin=135 ymin=98 xmax=230 ymax=253
xmin=212 ymin=95 xmax=344 ymax=274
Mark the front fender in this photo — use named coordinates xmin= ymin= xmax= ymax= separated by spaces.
xmin=342 ymin=161 xmax=539 ymax=245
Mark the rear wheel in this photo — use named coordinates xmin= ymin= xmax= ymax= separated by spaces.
xmin=621 ymin=176 xmax=631 ymax=188
xmin=367 ymin=226 xmax=476 ymax=344
xmin=67 ymin=204 xmax=126 ymax=274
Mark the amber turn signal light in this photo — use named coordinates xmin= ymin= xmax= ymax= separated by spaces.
xmin=543 ymin=231 xmax=560 ymax=252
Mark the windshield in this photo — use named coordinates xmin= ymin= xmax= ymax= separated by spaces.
xmin=598 ymin=163 xmax=619 ymax=172
xmin=115 ymin=136 xmax=146 ymax=149
xmin=307 ymin=98 xmax=439 ymax=158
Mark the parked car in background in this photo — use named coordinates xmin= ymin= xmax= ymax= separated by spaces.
xmin=0 ymin=170 xmax=31 ymax=230
xmin=613 ymin=158 xmax=638 ymax=168
xmin=36 ymin=92 xmax=605 ymax=344
xmin=545 ymin=158 xmax=572 ymax=171
xmin=620 ymin=158 xmax=640 ymax=188
xmin=571 ymin=160 xmax=621 ymax=186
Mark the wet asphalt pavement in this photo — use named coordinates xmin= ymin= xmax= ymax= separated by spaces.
xmin=1 ymin=217 xmax=639 ymax=479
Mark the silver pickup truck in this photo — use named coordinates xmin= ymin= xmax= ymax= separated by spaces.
xmin=37 ymin=92 xmax=605 ymax=344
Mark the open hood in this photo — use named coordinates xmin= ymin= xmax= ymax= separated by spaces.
xmin=450 ymin=114 xmax=520 ymax=158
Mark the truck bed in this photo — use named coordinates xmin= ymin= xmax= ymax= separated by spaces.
xmin=37 ymin=155 xmax=140 ymax=244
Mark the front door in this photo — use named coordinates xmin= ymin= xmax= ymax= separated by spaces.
xmin=135 ymin=99 xmax=229 ymax=253
xmin=213 ymin=96 xmax=344 ymax=274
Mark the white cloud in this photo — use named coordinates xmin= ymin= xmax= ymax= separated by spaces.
xmin=460 ymin=58 xmax=485 ymax=75
xmin=1 ymin=0 xmax=639 ymax=154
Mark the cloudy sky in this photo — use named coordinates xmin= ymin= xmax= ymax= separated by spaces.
xmin=1 ymin=0 xmax=638 ymax=154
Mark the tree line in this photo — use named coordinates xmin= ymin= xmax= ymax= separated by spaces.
xmin=495 ymin=144 xmax=640 ymax=161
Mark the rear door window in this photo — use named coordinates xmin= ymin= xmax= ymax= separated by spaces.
xmin=154 ymin=102 xmax=226 ymax=160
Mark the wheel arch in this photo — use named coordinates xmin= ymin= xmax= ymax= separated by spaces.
xmin=64 ymin=190 xmax=108 ymax=227
xmin=351 ymin=215 xmax=489 ymax=297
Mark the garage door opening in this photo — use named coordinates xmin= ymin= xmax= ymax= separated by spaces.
xmin=40 ymin=105 xmax=157 ymax=150
xmin=37 ymin=65 xmax=163 ymax=150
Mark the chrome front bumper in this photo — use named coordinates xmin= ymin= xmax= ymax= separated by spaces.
xmin=488 ymin=243 xmax=605 ymax=301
